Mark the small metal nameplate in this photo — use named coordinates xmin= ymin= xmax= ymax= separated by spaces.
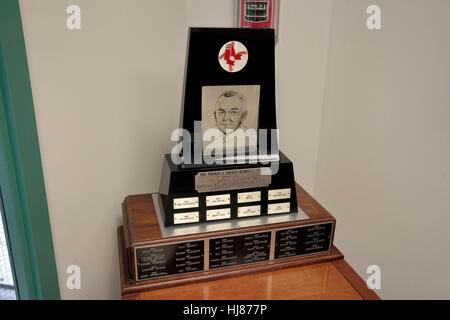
xmin=268 ymin=188 xmax=291 ymax=201
xmin=238 ymin=205 xmax=261 ymax=217
xmin=268 ymin=202 xmax=291 ymax=214
xmin=206 ymin=208 xmax=231 ymax=221
xmin=274 ymin=222 xmax=333 ymax=259
xmin=238 ymin=191 xmax=261 ymax=203
xmin=206 ymin=194 xmax=231 ymax=207
xmin=209 ymin=232 xmax=271 ymax=269
xmin=173 ymin=197 xmax=199 ymax=209
xmin=174 ymin=212 xmax=199 ymax=224
xmin=195 ymin=168 xmax=271 ymax=193
xmin=135 ymin=241 xmax=204 ymax=280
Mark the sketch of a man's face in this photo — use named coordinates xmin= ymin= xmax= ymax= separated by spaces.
xmin=214 ymin=91 xmax=247 ymax=134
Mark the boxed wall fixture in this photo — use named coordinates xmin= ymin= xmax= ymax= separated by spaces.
xmin=236 ymin=0 xmax=280 ymax=41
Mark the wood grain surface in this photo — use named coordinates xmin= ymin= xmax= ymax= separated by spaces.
xmin=131 ymin=262 xmax=365 ymax=300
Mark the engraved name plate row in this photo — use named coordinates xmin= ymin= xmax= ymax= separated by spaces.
xmin=132 ymin=221 xmax=334 ymax=281
xmin=159 ymin=152 xmax=298 ymax=226
xmin=171 ymin=187 xmax=293 ymax=224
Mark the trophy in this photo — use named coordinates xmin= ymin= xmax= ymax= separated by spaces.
xmin=158 ymin=28 xmax=297 ymax=226
xmin=118 ymin=28 xmax=341 ymax=289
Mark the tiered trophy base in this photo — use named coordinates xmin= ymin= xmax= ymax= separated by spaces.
xmin=159 ymin=152 xmax=298 ymax=226
xmin=117 ymin=183 xmax=344 ymax=295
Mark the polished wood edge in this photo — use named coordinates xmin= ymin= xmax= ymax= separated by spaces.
xmin=122 ymin=293 xmax=140 ymax=300
xmin=121 ymin=202 xmax=131 ymax=247
xmin=117 ymin=226 xmax=130 ymax=292
xmin=332 ymin=259 xmax=381 ymax=300
xmin=295 ymin=183 xmax=332 ymax=219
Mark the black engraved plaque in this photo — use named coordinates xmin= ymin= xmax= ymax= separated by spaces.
xmin=209 ymin=232 xmax=271 ymax=269
xmin=274 ymin=222 xmax=333 ymax=259
xmin=135 ymin=241 xmax=204 ymax=280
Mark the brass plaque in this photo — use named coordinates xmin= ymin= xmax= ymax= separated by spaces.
xmin=173 ymin=197 xmax=199 ymax=209
xmin=206 ymin=194 xmax=231 ymax=207
xmin=238 ymin=205 xmax=261 ymax=217
xmin=195 ymin=168 xmax=271 ymax=193
xmin=268 ymin=202 xmax=291 ymax=214
xmin=268 ymin=188 xmax=291 ymax=201
xmin=238 ymin=191 xmax=261 ymax=203
xmin=174 ymin=212 xmax=199 ymax=225
xmin=206 ymin=208 xmax=231 ymax=221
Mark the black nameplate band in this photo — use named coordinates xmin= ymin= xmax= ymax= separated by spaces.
xmin=135 ymin=241 xmax=204 ymax=280
xmin=274 ymin=223 xmax=333 ymax=259
xmin=134 ymin=222 xmax=333 ymax=281
xmin=209 ymin=232 xmax=271 ymax=269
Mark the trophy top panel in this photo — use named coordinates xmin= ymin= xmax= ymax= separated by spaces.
xmin=181 ymin=27 xmax=277 ymax=135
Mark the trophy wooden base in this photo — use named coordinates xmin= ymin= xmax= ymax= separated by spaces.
xmin=118 ymin=183 xmax=344 ymax=295
xmin=118 ymin=226 xmax=343 ymax=295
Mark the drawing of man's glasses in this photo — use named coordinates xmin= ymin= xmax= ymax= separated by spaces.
xmin=216 ymin=109 xmax=242 ymax=117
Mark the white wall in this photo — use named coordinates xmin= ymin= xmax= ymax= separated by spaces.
xmin=185 ymin=0 xmax=235 ymax=27
xmin=21 ymin=0 xmax=449 ymax=300
xmin=19 ymin=0 xmax=188 ymax=299
xmin=276 ymin=0 xmax=332 ymax=193
xmin=315 ymin=0 xmax=450 ymax=299
xmin=19 ymin=0 xmax=331 ymax=299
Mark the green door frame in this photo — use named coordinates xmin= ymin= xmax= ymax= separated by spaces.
xmin=0 ymin=0 xmax=60 ymax=299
